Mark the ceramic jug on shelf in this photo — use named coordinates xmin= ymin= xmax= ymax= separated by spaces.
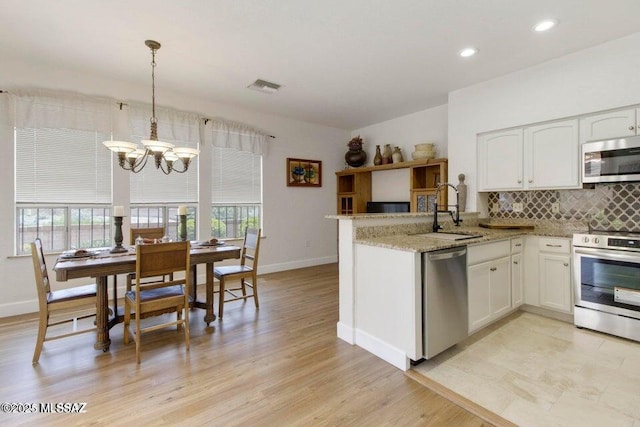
xmin=381 ymin=144 xmax=393 ymax=164
xmin=373 ymin=145 xmax=382 ymax=166
xmin=392 ymin=146 xmax=403 ymax=163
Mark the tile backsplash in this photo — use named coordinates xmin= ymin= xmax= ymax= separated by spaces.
xmin=488 ymin=183 xmax=640 ymax=232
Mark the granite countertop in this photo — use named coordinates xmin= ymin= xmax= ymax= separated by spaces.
xmin=354 ymin=225 xmax=580 ymax=253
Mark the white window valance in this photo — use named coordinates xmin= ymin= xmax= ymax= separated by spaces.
xmin=204 ymin=118 xmax=269 ymax=155
xmin=124 ymin=102 xmax=202 ymax=144
xmin=11 ymin=88 xmax=113 ymax=133
xmin=6 ymin=89 xmax=271 ymax=154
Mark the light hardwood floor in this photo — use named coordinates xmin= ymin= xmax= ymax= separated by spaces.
xmin=0 ymin=264 xmax=490 ymax=426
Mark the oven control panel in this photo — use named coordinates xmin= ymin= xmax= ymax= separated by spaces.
xmin=573 ymin=233 xmax=640 ymax=252
xmin=609 ymin=238 xmax=640 ymax=250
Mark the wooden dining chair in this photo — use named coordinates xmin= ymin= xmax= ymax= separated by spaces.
xmin=130 ymin=227 xmax=165 ymax=245
xmin=124 ymin=241 xmax=191 ymax=364
xmin=213 ymin=228 xmax=261 ymax=319
xmin=126 ymin=227 xmax=168 ymax=291
xmin=30 ymin=238 xmax=97 ymax=365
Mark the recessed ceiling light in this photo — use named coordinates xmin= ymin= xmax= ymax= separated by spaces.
xmin=533 ymin=19 xmax=558 ymax=32
xmin=459 ymin=47 xmax=478 ymax=58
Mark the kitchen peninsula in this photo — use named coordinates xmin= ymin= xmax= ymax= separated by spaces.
xmin=328 ymin=211 xmax=581 ymax=370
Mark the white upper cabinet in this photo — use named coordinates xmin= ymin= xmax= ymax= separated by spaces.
xmin=579 ymin=108 xmax=638 ymax=143
xmin=478 ymin=119 xmax=579 ymax=191
xmin=478 ymin=129 xmax=523 ymax=191
xmin=525 ymin=119 xmax=580 ymax=189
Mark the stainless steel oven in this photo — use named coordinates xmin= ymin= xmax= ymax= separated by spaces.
xmin=573 ymin=232 xmax=640 ymax=342
xmin=582 ymin=135 xmax=640 ymax=183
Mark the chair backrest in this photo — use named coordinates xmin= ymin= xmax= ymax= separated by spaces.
xmin=136 ymin=241 xmax=190 ymax=282
xmin=130 ymin=227 xmax=165 ymax=245
xmin=241 ymin=228 xmax=261 ymax=271
xmin=30 ymin=238 xmax=50 ymax=313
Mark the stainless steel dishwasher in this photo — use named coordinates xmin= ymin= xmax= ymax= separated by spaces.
xmin=423 ymin=246 xmax=468 ymax=359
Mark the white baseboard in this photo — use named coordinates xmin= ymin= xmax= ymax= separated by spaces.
xmin=355 ymin=328 xmax=410 ymax=371
xmin=337 ymin=321 xmax=355 ymax=344
xmin=258 ymin=256 xmax=337 ymax=275
xmin=0 ymin=300 xmax=39 ymax=318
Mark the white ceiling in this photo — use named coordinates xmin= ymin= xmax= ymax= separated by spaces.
xmin=2 ymin=0 xmax=640 ymax=130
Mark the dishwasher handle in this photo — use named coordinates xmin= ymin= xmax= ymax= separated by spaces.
xmin=428 ymin=247 xmax=467 ymax=261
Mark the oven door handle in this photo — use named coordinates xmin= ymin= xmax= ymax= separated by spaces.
xmin=574 ymin=246 xmax=640 ymax=263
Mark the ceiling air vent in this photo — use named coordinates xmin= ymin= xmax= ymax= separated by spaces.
xmin=248 ymin=79 xmax=281 ymax=94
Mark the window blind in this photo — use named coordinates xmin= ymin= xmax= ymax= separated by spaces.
xmin=15 ymin=127 xmax=112 ymax=203
xmin=211 ymin=146 xmax=262 ymax=204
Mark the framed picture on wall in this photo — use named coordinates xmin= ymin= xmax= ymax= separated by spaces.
xmin=287 ymin=158 xmax=322 ymax=187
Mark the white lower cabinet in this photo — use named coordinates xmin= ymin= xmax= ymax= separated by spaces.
xmin=539 ymin=253 xmax=572 ymax=313
xmin=511 ymin=238 xmax=524 ymax=308
xmin=468 ymin=241 xmax=511 ymax=333
xmin=511 ymin=252 xmax=523 ymax=308
xmin=538 ymin=237 xmax=573 ymax=314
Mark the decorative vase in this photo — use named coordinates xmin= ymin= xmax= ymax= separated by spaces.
xmin=373 ymin=145 xmax=382 ymax=166
xmin=345 ymin=149 xmax=367 ymax=167
xmin=411 ymin=142 xmax=437 ymax=160
xmin=381 ymin=144 xmax=392 ymax=164
xmin=345 ymin=135 xmax=367 ymax=167
xmin=457 ymin=173 xmax=467 ymax=212
xmin=392 ymin=146 xmax=403 ymax=163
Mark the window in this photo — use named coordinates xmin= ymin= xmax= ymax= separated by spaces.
xmin=211 ymin=147 xmax=262 ymax=238
xmin=17 ymin=206 xmax=111 ymax=254
xmin=130 ymin=205 xmax=197 ymax=242
xmin=15 ymin=127 xmax=112 ymax=254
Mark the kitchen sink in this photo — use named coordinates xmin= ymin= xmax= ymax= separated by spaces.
xmin=413 ymin=232 xmax=483 ymax=241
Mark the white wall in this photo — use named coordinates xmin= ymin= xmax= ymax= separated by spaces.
xmin=448 ymin=32 xmax=640 ymax=213
xmin=0 ymin=58 xmax=349 ymax=317
xmin=350 ymin=105 xmax=448 ymax=202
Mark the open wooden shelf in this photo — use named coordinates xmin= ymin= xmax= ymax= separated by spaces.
xmin=335 ymin=158 xmax=448 ymax=176
xmin=335 ymin=158 xmax=448 ymax=214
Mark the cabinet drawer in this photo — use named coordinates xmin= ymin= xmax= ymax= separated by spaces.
xmin=468 ymin=240 xmax=510 ymax=265
xmin=538 ymin=237 xmax=570 ymax=254
xmin=511 ymin=237 xmax=523 ymax=254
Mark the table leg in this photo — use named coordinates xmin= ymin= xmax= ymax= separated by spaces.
xmin=190 ymin=265 xmax=198 ymax=304
xmin=204 ymin=262 xmax=216 ymax=325
xmin=94 ymin=275 xmax=111 ymax=351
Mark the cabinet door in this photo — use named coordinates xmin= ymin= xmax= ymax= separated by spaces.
xmin=579 ymin=108 xmax=637 ymax=142
xmin=490 ymin=256 xmax=511 ymax=319
xmin=525 ymin=119 xmax=580 ymax=189
xmin=468 ymin=263 xmax=492 ymax=333
xmin=539 ymin=253 xmax=572 ymax=313
xmin=337 ymin=195 xmax=354 ymax=215
xmin=478 ymin=129 xmax=523 ymax=191
xmin=511 ymin=253 xmax=523 ymax=308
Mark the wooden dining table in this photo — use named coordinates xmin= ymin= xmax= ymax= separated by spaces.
xmin=54 ymin=243 xmax=241 ymax=352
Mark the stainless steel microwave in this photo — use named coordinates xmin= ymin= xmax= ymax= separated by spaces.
xmin=582 ymin=135 xmax=640 ymax=183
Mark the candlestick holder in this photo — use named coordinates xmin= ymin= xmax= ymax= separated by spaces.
xmin=179 ymin=214 xmax=187 ymax=241
xmin=110 ymin=216 xmax=128 ymax=253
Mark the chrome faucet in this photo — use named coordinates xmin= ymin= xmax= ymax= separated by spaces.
xmin=432 ymin=183 xmax=463 ymax=232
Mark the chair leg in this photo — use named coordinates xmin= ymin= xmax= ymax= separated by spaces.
xmin=218 ymin=277 xmax=226 ymax=319
xmin=183 ymin=305 xmax=190 ymax=351
xmin=177 ymin=308 xmax=183 ymax=331
xmin=32 ymin=312 xmax=48 ymax=364
xmin=135 ymin=315 xmax=141 ymax=364
xmin=123 ymin=298 xmax=131 ymax=345
xmin=252 ymin=274 xmax=259 ymax=308
xmin=240 ymin=278 xmax=247 ymax=297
